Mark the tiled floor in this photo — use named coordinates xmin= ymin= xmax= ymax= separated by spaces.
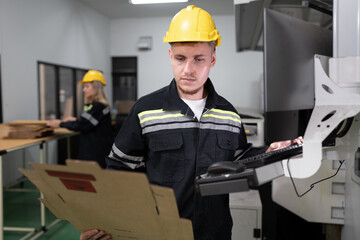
xmin=3 ymin=181 xmax=81 ymax=239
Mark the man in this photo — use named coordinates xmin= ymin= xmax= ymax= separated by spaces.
xmin=80 ymin=5 xmax=301 ymax=240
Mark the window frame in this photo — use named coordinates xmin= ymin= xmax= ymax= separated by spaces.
xmin=37 ymin=61 xmax=89 ymax=120
xmin=0 ymin=56 xmax=2 ymax=123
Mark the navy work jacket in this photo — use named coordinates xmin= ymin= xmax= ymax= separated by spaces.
xmin=61 ymin=101 xmax=113 ymax=168
xmin=106 ymin=79 xmax=257 ymax=239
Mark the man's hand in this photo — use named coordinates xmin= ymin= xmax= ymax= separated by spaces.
xmin=80 ymin=229 xmax=112 ymax=240
xmin=265 ymin=136 xmax=303 ymax=153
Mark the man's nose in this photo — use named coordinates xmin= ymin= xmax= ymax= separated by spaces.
xmin=184 ymin=60 xmax=195 ymax=74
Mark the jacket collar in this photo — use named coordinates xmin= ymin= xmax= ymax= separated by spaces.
xmin=163 ymin=78 xmax=224 ymax=117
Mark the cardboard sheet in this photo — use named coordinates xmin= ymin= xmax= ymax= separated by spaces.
xmin=0 ymin=124 xmax=76 ymax=152
xmin=19 ymin=160 xmax=193 ymax=240
xmin=5 ymin=120 xmax=53 ymax=139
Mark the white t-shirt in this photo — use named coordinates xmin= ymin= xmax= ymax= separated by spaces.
xmin=182 ymin=97 xmax=207 ymax=121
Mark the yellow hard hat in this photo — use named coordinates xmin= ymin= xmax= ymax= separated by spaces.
xmin=80 ymin=70 xmax=106 ymax=86
xmin=163 ymin=5 xmax=221 ymax=47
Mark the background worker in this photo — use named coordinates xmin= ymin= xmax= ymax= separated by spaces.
xmin=47 ymin=70 xmax=113 ymax=169
xmin=80 ymin=5 xmax=302 ymax=240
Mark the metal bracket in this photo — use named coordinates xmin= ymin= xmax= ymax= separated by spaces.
xmin=283 ymin=55 xmax=360 ymax=178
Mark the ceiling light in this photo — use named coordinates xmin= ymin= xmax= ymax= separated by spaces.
xmin=130 ymin=0 xmax=188 ymax=4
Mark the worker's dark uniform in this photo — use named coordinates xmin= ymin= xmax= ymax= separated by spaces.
xmin=106 ymin=79 xmax=258 ymax=239
xmin=61 ymin=101 xmax=113 ymax=168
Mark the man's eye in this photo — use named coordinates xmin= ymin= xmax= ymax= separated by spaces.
xmin=196 ymin=58 xmax=205 ymax=62
xmin=176 ymin=57 xmax=185 ymax=61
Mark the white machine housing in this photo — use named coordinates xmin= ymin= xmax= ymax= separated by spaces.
xmin=272 ymin=1 xmax=360 ymax=240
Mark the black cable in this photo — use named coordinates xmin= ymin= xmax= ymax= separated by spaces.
xmin=287 ymin=158 xmax=345 ymax=197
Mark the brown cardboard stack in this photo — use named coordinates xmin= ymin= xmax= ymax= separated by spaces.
xmin=19 ymin=160 xmax=193 ymax=240
xmin=5 ymin=120 xmax=53 ymax=139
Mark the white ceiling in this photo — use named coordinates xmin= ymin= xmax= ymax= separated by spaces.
xmin=78 ymin=0 xmax=236 ymax=19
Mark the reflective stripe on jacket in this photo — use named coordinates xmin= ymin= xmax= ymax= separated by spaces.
xmin=106 ymin=79 xmax=250 ymax=239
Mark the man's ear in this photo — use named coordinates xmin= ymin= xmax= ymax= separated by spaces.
xmin=211 ymin=51 xmax=216 ymax=67
xmin=168 ymin=48 xmax=172 ymax=59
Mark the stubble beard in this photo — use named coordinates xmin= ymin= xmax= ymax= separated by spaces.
xmin=178 ymin=85 xmax=202 ymax=97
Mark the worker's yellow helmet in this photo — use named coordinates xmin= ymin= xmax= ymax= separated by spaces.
xmin=163 ymin=5 xmax=221 ymax=47
xmin=80 ymin=70 xmax=106 ymax=86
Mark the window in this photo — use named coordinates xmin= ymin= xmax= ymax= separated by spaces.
xmin=112 ymin=57 xmax=137 ymax=104
xmin=0 ymin=56 xmax=2 ymax=123
xmin=38 ymin=62 xmax=89 ymax=164
xmin=38 ymin=62 xmax=87 ymax=120
xmin=112 ymin=57 xmax=137 ymax=133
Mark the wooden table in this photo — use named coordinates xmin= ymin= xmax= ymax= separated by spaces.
xmin=0 ymin=124 xmax=78 ymax=240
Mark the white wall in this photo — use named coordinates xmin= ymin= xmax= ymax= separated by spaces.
xmin=0 ymin=0 xmax=111 ymax=184
xmin=0 ymin=0 xmax=111 ymax=121
xmin=110 ymin=14 xmax=264 ymax=112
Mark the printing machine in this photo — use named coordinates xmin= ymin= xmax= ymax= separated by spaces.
xmin=196 ymin=1 xmax=360 ymax=239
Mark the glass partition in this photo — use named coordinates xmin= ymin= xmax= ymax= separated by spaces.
xmin=0 ymin=56 xmax=2 ymax=123
xmin=39 ymin=63 xmax=57 ymax=120
xmin=38 ymin=62 xmax=88 ymax=120
xmin=59 ymin=67 xmax=74 ymax=119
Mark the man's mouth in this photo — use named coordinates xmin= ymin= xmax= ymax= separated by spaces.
xmin=181 ymin=77 xmax=196 ymax=82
